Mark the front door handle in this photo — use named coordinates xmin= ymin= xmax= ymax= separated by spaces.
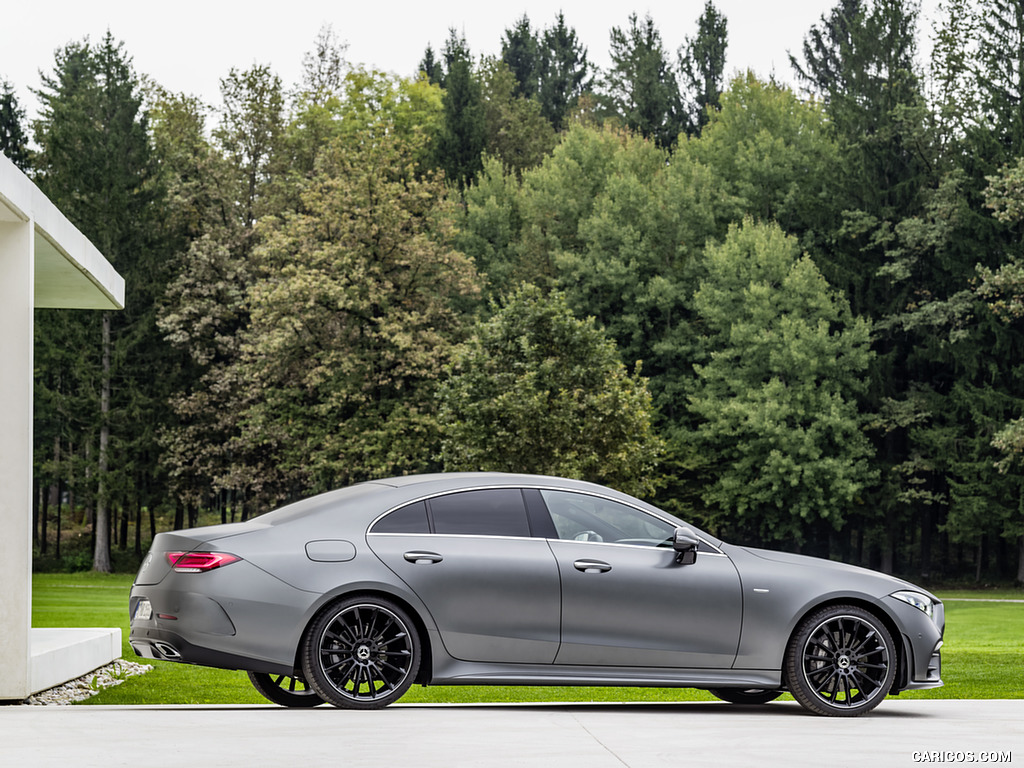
xmin=403 ymin=551 xmax=443 ymax=564
xmin=573 ymin=559 xmax=612 ymax=573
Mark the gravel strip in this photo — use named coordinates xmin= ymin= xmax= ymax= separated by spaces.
xmin=23 ymin=660 xmax=153 ymax=705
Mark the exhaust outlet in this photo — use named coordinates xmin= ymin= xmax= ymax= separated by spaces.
xmin=153 ymin=642 xmax=181 ymax=659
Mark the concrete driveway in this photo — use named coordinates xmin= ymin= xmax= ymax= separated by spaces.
xmin=2 ymin=699 xmax=1020 ymax=767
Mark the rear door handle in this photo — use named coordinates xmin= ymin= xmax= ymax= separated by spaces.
xmin=404 ymin=551 xmax=443 ymax=564
xmin=573 ymin=559 xmax=612 ymax=573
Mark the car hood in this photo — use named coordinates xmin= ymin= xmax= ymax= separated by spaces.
xmin=736 ymin=546 xmax=938 ymax=600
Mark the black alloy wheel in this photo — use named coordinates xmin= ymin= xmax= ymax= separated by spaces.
xmin=247 ymin=670 xmax=324 ymax=707
xmin=302 ymin=596 xmax=421 ymax=709
xmin=786 ymin=604 xmax=896 ymax=717
xmin=707 ymin=688 xmax=783 ymax=705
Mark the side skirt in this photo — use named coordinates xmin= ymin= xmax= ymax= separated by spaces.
xmin=428 ymin=657 xmax=782 ymax=690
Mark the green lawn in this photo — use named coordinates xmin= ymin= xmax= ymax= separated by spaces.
xmin=30 ymin=573 xmax=1024 ymax=705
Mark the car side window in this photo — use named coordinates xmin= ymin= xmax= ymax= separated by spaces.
xmin=429 ymin=489 xmax=531 ymax=537
xmin=539 ymin=490 xmax=676 ymax=546
xmin=370 ymin=500 xmax=430 ymax=534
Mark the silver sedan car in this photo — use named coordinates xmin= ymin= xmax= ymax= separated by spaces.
xmin=129 ymin=473 xmax=943 ymax=716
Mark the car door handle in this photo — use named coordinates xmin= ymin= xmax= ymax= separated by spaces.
xmin=573 ymin=559 xmax=612 ymax=573
xmin=403 ymin=551 xmax=443 ymax=564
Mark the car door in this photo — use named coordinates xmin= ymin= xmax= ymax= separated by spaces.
xmin=541 ymin=489 xmax=743 ymax=669
xmin=367 ymin=488 xmax=561 ymax=664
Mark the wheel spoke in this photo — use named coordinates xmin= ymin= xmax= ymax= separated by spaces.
xmin=805 ymin=663 xmax=837 ymax=683
xmin=851 ymin=668 xmax=878 ymax=692
xmin=849 ymin=630 xmax=878 ymax=657
xmin=322 ymin=656 xmax=349 ymax=673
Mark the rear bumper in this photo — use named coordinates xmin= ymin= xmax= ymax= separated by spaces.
xmin=129 ymin=625 xmax=292 ymax=676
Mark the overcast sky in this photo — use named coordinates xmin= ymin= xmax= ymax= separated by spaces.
xmin=2 ymin=0 xmax=941 ymax=123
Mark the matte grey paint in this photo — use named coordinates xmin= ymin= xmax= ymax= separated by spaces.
xmin=129 ymin=472 xmax=943 ymax=701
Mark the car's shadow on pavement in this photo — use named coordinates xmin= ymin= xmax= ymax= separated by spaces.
xmin=124 ymin=700 xmax=935 ymax=718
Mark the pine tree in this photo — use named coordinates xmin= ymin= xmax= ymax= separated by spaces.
xmin=603 ymin=13 xmax=683 ymax=147
xmin=33 ymin=33 xmax=164 ymax=571
xmin=976 ymin=0 xmax=1024 ymax=156
xmin=537 ymin=13 xmax=592 ymax=132
xmin=678 ymin=1 xmax=728 ymax=134
xmin=0 ymin=77 xmax=30 ymax=169
xmin=436 ymin=29 xmax=486 ymax=190
xmin=419 ymin=44 xmax=444 ymax=85
xmin=502 ymin=15 xmax=539 ymax=99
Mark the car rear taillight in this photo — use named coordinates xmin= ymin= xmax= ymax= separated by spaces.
xmin=166 ymin=552 xmax=241 ymax=573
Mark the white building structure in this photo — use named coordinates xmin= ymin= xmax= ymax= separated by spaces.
xmin=0 ymin=153 xmax=125 ymax=701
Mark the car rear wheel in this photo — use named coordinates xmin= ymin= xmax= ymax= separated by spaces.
xmin=707 ymin=688 xmax=783 ymax=705
xmin=247 ymin=671 xmax=324 ymax=707
xmin=786 ymin=604 xmax=896 ymax=717
xmin=301 ymin=596 xmax=421 ymax=710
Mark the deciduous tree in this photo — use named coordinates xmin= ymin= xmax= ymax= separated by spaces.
xmin=687 ymin=220 xmax=875 ymax=545
xmin=439 ymin=284 xmax=662 ymax=497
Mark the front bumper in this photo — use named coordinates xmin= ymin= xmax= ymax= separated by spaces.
xmin=883 ymin=595 xmax=944 ymax=691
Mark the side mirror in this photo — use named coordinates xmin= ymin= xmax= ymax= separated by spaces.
xmin=672 ymin=527 xmax=699 ymax=565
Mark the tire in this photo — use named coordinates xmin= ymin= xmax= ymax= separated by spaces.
xmin=785 ymin=604 xmax=896 ymax=717
xmin=707 ymin=688 xmax=783 ymax=705
xmin=301 ymin=595 xmax=421 ymax=710
xmin=247 ymin=670 xmax=324 ymax=707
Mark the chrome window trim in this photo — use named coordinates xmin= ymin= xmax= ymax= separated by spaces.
xmin=366 ymin=530 xmax=726 ymax=556
xmin=367 ymin=484 xmax=725 ymax=555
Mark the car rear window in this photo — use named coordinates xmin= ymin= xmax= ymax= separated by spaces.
xmin=429 ymin=489 xmax=531 ymax=537
xmin=371 ymin=501 xmax=430 ymax=533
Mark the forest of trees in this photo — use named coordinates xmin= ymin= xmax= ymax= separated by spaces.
xmin=5 ymin=0 xmax=1024 ymax=583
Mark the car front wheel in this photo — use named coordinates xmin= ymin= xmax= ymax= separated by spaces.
xmin=785 ymin=604 xmax=896 ymax=717
xmin=301 ymin=596 xmax=421 ymax=710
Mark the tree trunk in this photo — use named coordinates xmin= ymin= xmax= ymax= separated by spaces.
xmin=119 ymin=504 xmax=129 ymax=550
xmin=93 ymin=313 xmax=112 ymax=573
xmin=32 ymin=477 xmax=40 ymax=546
xmin=1017 ymin=536 xmax=1024 ymax=585
xmin=134 ymin=499 xmax=142 ymax=557
xmin=55 ymin=474 xmax=63 ymax=560
xmin=880 ymin=522 xmax=894 ymax=575
xmin=920 ymin=506 xmax=933 ymax=582
xmin=85 ymin=440 xmax=93 ymax=526
xmin=39 ymin=480 xmax=50 ymax=555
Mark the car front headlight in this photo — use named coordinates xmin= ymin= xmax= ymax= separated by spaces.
xmin=891 ymin=590 xmax=935 ymax=619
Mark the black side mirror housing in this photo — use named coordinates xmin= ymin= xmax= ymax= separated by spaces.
xmin=673 ymin=527 xmax=699 ymax=565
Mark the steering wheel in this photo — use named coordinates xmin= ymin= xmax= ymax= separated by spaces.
xmin=573 ymin=530 xmax=604 ymax=542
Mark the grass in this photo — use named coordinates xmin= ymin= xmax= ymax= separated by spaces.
xmin=30 ymin=572 xmax=1024 ymax=705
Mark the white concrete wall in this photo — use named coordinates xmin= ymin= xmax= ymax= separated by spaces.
xmin=0 ymin=213 xmax=34 ymax=700
xmin=0 ymin=153 xmax=124 ymax=701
